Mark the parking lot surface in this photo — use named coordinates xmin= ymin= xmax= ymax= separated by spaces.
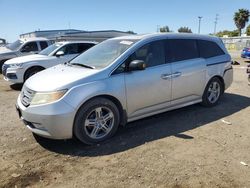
xmin=0 ymin=59 xmax=249 ymax=188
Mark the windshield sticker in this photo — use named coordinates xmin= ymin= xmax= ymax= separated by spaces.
xmin=120 ymin=41 xmax=133 ymax=45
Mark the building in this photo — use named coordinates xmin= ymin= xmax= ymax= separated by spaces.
xmin=20 ymin=29 xmax=82 ymax=39
xmin=56 ymin=30 xmax=134 ymax=42
xmin=20 ymin=29 xmax=134 ymax=42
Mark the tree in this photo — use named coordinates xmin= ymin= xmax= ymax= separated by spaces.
xmin=233 ymin=9 xmax=250 ymax=36
xmin=216 ymin=30 xmax=239 ymax=37
xmin=160 ymin=26 xmax=170 ymax=33
xmin=178 ymin=27 xmax=192 ymax=33
xmin=246 ymin=25 xmax=250 ymax=36
xmin=126 ymin=31 xmax=136 ymax=34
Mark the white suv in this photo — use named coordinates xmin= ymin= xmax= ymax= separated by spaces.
xmin=0 ymin=38 xmax=53 ymax=73
xmin=2 ymin=41 xmax=96 ymax=84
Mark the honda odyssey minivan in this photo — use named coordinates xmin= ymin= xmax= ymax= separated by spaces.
xmin=16 ymin=33 xmax=233 ymax=144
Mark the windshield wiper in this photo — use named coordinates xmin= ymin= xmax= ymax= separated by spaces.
xmin=70 ymin=63 xmax=95 ymax=69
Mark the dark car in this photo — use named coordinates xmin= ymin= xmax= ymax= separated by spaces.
xmin=241 ymin=47 xmax=250 ymax=59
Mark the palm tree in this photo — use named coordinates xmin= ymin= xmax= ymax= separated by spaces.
xmin=234 ymin=9 xmax=250 ymax=36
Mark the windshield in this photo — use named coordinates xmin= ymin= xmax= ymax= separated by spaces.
xmin=70 ymin=39 xmax=138 ymax=69
xmin=39 ymin=43 xmax=63 ymax=56
xmin=6 ymin=40 xmax=24 ymax=51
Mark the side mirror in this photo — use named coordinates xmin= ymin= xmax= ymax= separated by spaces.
xmin=55 ymin=51 xmax=64 ymax=57
xmin=129 ymin=60 xmax=146 ymax=71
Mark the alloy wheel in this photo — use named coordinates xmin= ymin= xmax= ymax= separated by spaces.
xmin=207 ymin=81 xmax=221 ymax=103
xmin=84 ymin=107 xmax=114 ymax=139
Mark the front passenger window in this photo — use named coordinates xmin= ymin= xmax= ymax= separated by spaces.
xmin=112 ymin=40 xmax=165 ymax=75
xmin=129 ymin=40 xmax=165 ymax=68
xmin=56 ymin=44 xmax=78 ymax=55
xmin=21 ymin=42 xmax=38 ymax=53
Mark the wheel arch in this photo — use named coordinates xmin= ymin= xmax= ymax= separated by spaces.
xmin=210 ymin=75 xmax=225 ymax=93
xmin=23 ymin=65 xmax=45 ymax=81
xmin=75 ymin=94 xmax=127 ymax=126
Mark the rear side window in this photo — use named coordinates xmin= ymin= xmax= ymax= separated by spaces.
xmin=198 ymin=40 xmax=225 ymax=58
xmin=40 ymin=41 xmax=48 ymax=50
xmin=167 ymin=39 xmax=199 ymax=62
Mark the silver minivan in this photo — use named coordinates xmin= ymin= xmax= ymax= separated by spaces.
xmin=16 ymin=33 xmax=233 ymax=144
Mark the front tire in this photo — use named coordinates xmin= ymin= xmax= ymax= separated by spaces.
xmin=201 ymin=77 xmax=223 ymax=107
xmin=73 ymin=97 xmax=120 ymax=145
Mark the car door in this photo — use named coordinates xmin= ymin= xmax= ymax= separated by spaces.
xmin=124 ymin=40 xmax=172 ymax=119
xmin=168 ymin=39 xmax=206 ymax=105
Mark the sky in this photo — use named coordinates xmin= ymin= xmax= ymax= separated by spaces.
xmin=0 ymin=0 xmax=249 ymax=42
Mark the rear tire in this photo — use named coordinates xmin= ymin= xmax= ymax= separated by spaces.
xmin=201 ymin=77 xmax=223 ymax=107
xmin=73 ymin=97 xmax=120 ymax=145
xmin=24 ymin=67 xmax=44 ymax=82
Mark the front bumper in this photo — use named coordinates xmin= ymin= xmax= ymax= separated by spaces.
xmin=4 ymin=67 xmax=25 ymax=84
xmin=16 ymin=95 xmax=77 ymax=139
xmin=224 ymin=67 xmax=233 ymax=90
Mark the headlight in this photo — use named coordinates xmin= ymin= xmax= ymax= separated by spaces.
xmin=30 ymin=89 xmax=67 ymax=105
xmin=9 ymin=63 xmax=24 ymax=69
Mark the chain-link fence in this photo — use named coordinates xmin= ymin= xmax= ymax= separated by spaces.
xmin=221 ymin=36 xmax=250 ymax=51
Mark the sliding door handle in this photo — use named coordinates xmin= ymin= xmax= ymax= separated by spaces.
xmin=172 ymin=72 xmax=182 ymax=78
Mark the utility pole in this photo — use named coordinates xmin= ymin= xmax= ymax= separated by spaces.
xmin=157 ymin=25 xmax=160 ymax=32
xmin=198 ymin=16 xmax=202 ymax=34
xmin=214 ymin=14 xmax=219 ymax=35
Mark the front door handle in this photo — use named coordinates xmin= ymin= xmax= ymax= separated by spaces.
xmin=161 ymin=74 xmax=172 ymax=80
xmin=172 ymin=72 xmax=182 ymax=78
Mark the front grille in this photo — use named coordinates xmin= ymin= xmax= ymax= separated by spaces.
xmin=21 ymin=86 xmax=36 ymax=107
xmin=2 ymin=64 xmax=9 ymax=76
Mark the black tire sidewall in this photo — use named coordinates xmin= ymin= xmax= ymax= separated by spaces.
xmin=73 ymin=98 xmax=120 ymax=145
xmin=24 ymin=67 xmax=42 ymax=81
xmin=202 ymin=77 xmax=223 ymax=107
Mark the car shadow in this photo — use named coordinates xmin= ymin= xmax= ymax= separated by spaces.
xmin=10 ymin=83 xmax=23 ymax=91
xmin=35 ymin=93 xmax=250 ymax=157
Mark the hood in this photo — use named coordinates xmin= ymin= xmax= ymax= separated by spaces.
xmin=25 ymin=64 xmax=100 ymax=92
xmin=0 ymin=47 xmax=16 ymax=57
xmin=4 ymin=54 xmax=50 ymax=65
xmin=0 ymin=46 xmax=13 ymax=53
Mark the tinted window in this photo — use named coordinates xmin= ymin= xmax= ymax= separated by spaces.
xmin=130 ymin=40 xmax=165 ymax=68
xmin=58 ymin=44 xmax=78 ymax=55
xmin=198 ymin=40 xmax=225 ymax=58
xmin=167 ymin=39 xmax=199 ymax=62
xmin=40 ymin=41 xmax=48 ymax=50
xmin=21 ymin=42 xmax=38 ymax=52
xmin=77 ymin=43 xmax=94 ymax=53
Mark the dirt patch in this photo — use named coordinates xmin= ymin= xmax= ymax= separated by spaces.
xmin=2 ymin=171 xmax=45 ymax=188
